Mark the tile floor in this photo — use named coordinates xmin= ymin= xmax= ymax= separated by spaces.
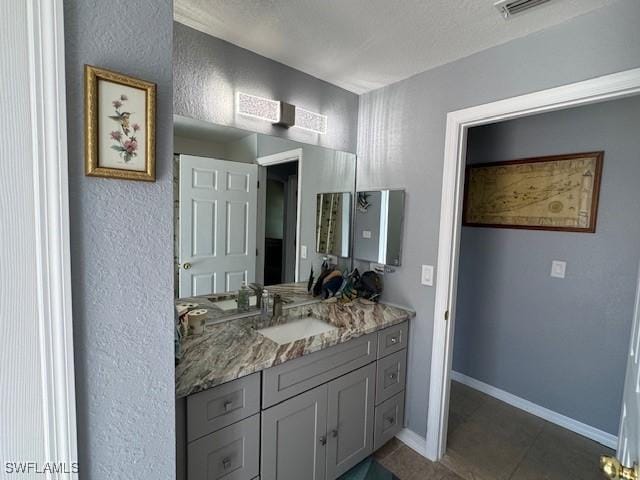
xmin=374 ymin=380 xmax=614 ymax=480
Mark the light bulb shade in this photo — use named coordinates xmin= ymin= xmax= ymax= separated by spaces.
xmin=294 ymin=106 xmax=327 ymax=134
xmin=237 ymin=92 xmax=281 ymax=123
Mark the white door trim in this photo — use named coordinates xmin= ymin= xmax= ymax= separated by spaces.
xmin=24 ymin=0 xmax=78 ymax=473
xmin=425 ymin=67 xmax=640 ymax=461
xmin=256 ymin=148 xmax=303 ymax=282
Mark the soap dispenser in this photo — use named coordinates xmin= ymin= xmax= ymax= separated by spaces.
xmin=237 ymin=282 xmax=250 ymax=311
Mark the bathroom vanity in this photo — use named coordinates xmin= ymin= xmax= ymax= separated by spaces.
xmin=173 ymin=113 xmax=411 ymax=479
xmin=175 ymin=291 xmax=413 ymax=480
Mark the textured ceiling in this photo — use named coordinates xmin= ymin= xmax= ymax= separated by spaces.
xmin=174 ymin=0 xmax=617 ymax=94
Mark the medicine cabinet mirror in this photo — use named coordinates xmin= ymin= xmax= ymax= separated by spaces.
xmin=353 ymin=190 xmax=405 ymax=266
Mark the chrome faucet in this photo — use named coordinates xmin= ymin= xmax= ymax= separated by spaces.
xmin=249 ymin=283 xmax=264 ymax=308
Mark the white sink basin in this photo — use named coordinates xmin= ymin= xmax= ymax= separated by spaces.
xmin=215 ymin=296 xmax=257 ymax=311
xmin=258 ymin=317 xmax=338 ymax=345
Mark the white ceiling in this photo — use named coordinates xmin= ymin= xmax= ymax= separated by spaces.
xmin=175 ymin=0 xmax=617 ymax=94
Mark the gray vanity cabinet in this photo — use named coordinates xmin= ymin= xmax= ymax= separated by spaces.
xmin=261 ymin=385 xmax=328 ymax=480
xmin=184 ymin=321 xmax=409 ymax=480
xmin=262 ymin=362 xmax=376 ymax=480
xmin=325 ymin=363 xmax=376 ymax=479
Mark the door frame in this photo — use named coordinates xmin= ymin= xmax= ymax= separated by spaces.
xmin=26 ymin=0 xmax=78 ymax=473
xmin=256 ymin=148 xmax=303 ymax=282
xmin=425 ymin=67 xmax=640 ymax=461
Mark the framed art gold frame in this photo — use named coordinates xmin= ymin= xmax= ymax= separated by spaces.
xmin=84 ymin=65 xmax=156 ymax=181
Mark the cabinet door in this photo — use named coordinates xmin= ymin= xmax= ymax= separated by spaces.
xmin=261 ymin=385 xmax=328 ymax=480
xmin=326 ymin=363 xmax=376 ymax=479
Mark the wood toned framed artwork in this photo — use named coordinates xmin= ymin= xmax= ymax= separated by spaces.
xmin=463 ymin=151 xmax=604 ymax=233
xmin=84 ymin=65 xmax=156 ymax=181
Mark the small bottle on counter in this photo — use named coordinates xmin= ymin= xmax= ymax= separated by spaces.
xmin=261 ymin=290 xmax=270 ymax=319
xmin=237 ymin=282 xmax=250 ymax=311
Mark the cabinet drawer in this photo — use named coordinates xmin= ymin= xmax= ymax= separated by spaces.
xmin=374 ymin=391 xmax=405 ymax=451
xmin=375 ymin=350 xmax=406 ymax=405
xmin=187 ymin=413 xmax=260 ymax=480
xmin=377 ymin=322 xmax=408 ymax=359
xmin=187 ymin=372 xmax=260 ymax=442
xmin=263 ymin=332 xmax=377 ymax=408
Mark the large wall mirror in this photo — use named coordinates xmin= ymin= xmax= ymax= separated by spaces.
xmin=174 ymin=115 xmax=356 ymax=298
xmin=353 ymin=190 xmax=406 ymax=266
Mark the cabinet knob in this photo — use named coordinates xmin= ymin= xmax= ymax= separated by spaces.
xmin=384 ymin=415 xmax=395 ymax=424
xmin=390 ymin=337 xmax=398 ymax=344
xmin=223 ymin=400 xmax=233 ymax=411
xmin=222 ymin=457 xmax=231 ymax=469
xmin=388 ymin=372 xmax=397 ymax=380
xmin=319 ymin=435 xmax=327 ymax=446
xmin=331 ymin=429 xmax=338 ymax=438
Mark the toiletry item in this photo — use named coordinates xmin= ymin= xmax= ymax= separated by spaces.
xmin=261 ymin=290 xmax=270 ymax=319
xmin=237 ymin=282 xmax=250 ymax=311
xmin=272 ymin=294 xmax=283 ymax=318
xmin=175 ymin=309 xmax=183 ymax=362
xmin=307 ymin=267 xmax=315 ymax=293
xmin=187 ymin=308 xmax=207 ymax=335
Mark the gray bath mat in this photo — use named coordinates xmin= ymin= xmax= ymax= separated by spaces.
xmin=339 ymin=457 xmax=399 ymax=480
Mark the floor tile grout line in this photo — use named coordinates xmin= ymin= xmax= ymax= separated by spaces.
xmin=505 ymin=423 xmax=546 ymax=480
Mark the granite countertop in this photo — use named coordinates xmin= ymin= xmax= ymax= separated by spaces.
xmin=175 ymin=297 xmax=415 ymax=398
xmin=176 ymin=282 xmax=316 ymax=325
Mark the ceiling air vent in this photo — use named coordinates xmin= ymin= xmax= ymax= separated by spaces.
xmin=494 ymin=0 xmax=552 ymax=19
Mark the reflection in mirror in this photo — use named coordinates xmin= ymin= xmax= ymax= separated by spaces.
xmin=315 ymin=193 xmax=352 ymax=258
xmin=353 ymin=190 xmax=405 ymax=266
xmin=173 ymin=115 xmax=357 ymax=298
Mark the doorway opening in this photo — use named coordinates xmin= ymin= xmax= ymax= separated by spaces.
xmin=425 ymin=68 xmax=640 ymax=473
xmin=264 ymin=161 xmax=299 ymax=286
xmin=439 ymin=93 xmax=640 ymax=479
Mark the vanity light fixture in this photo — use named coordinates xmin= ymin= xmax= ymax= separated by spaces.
xmin=273 ymin=102 xmax=296 ymax=129
xmin=237 ymin=92 xmax=281 ymax=123
xmin=236 ymin=91 xmax=327 ymax=134
xmin=293 ymin=106 xmax=327 ymax=135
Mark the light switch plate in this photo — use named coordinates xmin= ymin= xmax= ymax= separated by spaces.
xmin=362 ymin=230 xmax=372 ymax=239
xmin=550 ymin=260 xmax=566 ymax=279
xmin=421 ymin=265 xmax=434 ymax=286
xmin=300 ymin=245 xmax=307 ymax=259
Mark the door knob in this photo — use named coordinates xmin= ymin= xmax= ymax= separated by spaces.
xmin=182 ymin=262 xmax=192 ymax=270
xmin=601 ymin=456 xmax=638 ymax=480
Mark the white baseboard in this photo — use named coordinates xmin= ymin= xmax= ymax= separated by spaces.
xmin=395 ymin=428 xmax=428 ymax=458
xmin=450 ymin=371 xmax=618 ymax=449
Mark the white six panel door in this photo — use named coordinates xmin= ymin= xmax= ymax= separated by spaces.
xmin=179 ymin=155 xmax=257 ymax=297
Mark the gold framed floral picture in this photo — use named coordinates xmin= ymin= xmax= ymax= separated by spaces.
xmin=84 ymin=65 xmax=156 ymax=181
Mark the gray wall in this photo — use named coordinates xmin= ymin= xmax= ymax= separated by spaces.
xmin=174 ymin=22 xmax=359 ymax=153
xmin=64 ymin=1 xmax=175 ymax=478
xmin=356 ymin=0 xmax=640 ymax=437
xmin=453 ymin=96 xmax=640 ymax=435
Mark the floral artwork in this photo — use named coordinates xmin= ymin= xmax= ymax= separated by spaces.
xmin=108 ymin=94 xmax=141 ymax=163
xmin=85 ymin=65 xmax=156 ymax=181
